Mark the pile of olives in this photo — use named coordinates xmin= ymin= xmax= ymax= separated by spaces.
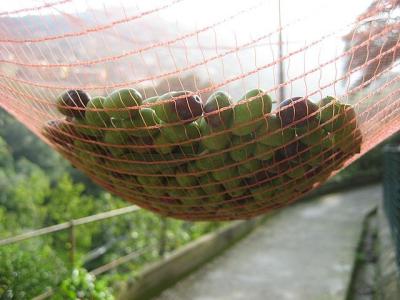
xmin=42 ymin=87 xmax=362 ymax=220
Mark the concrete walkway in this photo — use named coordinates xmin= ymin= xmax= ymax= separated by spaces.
xmin=154 ymin=185 xmax=381 ymax=300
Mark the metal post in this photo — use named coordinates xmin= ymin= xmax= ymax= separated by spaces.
xmin=158 ymin=217 xmax=167 ymax=257
xmin=278 ymin=0 xmax=285 ymax=102
xmin=69 ymin=220 xmax=76 ymax=270
xmin=383 ymin=145 xmax=400 ymax=271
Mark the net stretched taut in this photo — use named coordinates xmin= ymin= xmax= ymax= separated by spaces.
xmin=1 ymin=0 xmax=399 ymax=220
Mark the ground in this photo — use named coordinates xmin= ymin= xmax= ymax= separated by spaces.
xmin=154 ymin=185 xmax=381 ymax=300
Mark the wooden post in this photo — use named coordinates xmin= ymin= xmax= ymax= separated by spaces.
xmin=159 ymin=217 xmax=167 ymax=257
xmin=69 ymin=220 xmax=76 ymax=270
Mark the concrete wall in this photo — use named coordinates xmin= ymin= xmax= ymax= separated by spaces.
xmin=377 ymin=201 xmax=400 ymax=299
xmin=117 ymin=216 xmax=267 ymax=300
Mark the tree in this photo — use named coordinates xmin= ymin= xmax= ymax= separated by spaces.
xmin=343 ymin=0 xmax=400 ymax=87
xmin=0 ymin=242 xmax=66 ymax=299
xmin=0 ymin=108 xmax=104 ymax=195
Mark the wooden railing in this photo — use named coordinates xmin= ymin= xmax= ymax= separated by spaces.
xmin=0 ymin=205 xmax=169 ymax=299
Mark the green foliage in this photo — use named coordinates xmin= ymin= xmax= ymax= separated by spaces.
xmin=0 ymin=108 xmax=223 ymax=298
xmin=0 ymin=109 xmax=68 ymax=180
xmin=53 ymin=268 xmax=113 ymax=300
xmin=0 ymin=108 xmax=103 ymax=195
xmin=46 ymin=175 xmax=94 ymax=223
xmin=0 ymin=242 xmax=66 ymax=299
xmin=0 ymin=137 xmax=13 ymax=169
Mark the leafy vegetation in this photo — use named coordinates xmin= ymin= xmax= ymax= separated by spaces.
xmin=0 ymin=242 xmax=66 ymax=299
xmin=53 ymin=269 xmax=113 ymax=300
xmin=0 ymin=105 xmax=397 ymax=298
xmin=0 ymin=108 xmax=223 ymax=299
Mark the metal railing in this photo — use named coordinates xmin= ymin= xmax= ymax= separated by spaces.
xmin=383 ymin=144 xmax=400 ymax=271
xmin=0 ymin=205 xmax=168 ymax=299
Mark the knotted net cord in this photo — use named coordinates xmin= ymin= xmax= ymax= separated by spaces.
xmin=0 ymin=0 xmax=399 ymax=220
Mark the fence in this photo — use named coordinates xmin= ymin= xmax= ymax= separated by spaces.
xmin=383 ymin=144 xmax=400 ymax=271
xmin=0 ymin=205 xmax=170 ymax=299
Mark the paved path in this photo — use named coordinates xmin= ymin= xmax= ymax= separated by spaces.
xmin=154 ymin=185 xmax=381 ymax=300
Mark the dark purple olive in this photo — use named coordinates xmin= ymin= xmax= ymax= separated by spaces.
xmin=155 ymin=91 xmax=203 ymax=123
xmin=278 ymin=140 xmax=308 ymax=159
xmin=277 ymin=97 xmax=318 ymax=127
xmin=177 ymin=94 xmax=203 ymax=122
xmin=56 ymin=90 xmax=90 ymax=118
xmin=245 ymin=169 xmax=273 ymax=187
xmin=267 ymin=156 xmax=290 ymax=175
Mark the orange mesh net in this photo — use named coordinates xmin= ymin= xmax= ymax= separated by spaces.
xmin=1 ymin=0 xmax=399 ymax=220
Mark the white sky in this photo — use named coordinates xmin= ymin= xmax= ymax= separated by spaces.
xmin=0 ymin=0 xmax=374 ymax=99
xmin=1 ymin=0 xmax=369 ymax=29
xmin=1 ymin=0 xmax=370 ymax=51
